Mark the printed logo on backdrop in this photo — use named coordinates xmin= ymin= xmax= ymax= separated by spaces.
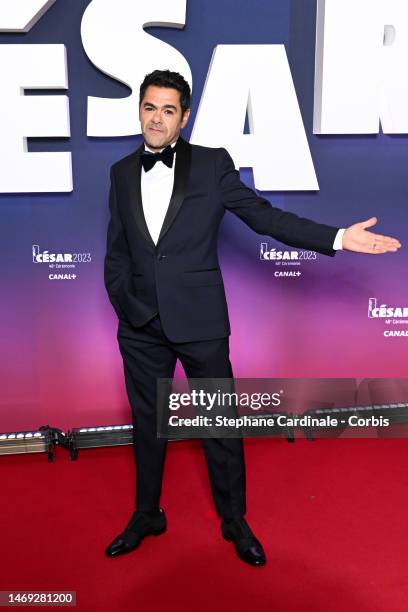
xmin=368 ymin=298 xmax=408 ymax=337
xmin=259 ymin=242 xmax=318 ymax=278
xmin=2 ymin=1 xmax=408 ymax=193
xmin=32 ymin=244 xmax=92 ymax=280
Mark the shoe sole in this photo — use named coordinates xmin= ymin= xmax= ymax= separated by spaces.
xmin=105 ymin=525 xmax=167 ymax=558
xmin=221 ymin=529 xmax=266 ymax=566
xmin=151 ymin=525 xmax=167 ymax=536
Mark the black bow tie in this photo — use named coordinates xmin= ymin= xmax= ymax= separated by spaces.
xmin=141 ymin=145 xmax=174 ymax=172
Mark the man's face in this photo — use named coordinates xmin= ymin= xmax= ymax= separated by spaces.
xmin=139 ymin=85 xmax=190 ymax=151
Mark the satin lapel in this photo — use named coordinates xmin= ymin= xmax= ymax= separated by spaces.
xmin=157 ymin=137 xmax=192 ymax=245
xmin=126 ymin=143 xmax=155 ymax=247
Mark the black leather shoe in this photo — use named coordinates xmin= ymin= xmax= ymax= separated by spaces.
xmin=105 ymin=508 xmax=166 ymax=557
xmin=221 ymin=518 xmax=266 ymax=566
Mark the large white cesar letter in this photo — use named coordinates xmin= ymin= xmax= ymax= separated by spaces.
xmin=0 ymin=0 xmax=56 ymax=32
xmin=191 ymin=45 xmax=318 ymax=191
xmin=0 ymin=45 xmax=72 ymax=193
xmin=81 ymin=0 xmax=192 ymax=137
xmin=314 ymin=0 xmax=408 ymax=134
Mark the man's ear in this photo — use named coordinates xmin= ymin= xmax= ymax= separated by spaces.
xmin=181 ymin=108 xmax=190 ymax=128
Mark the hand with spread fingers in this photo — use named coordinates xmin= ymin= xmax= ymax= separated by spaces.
xmin=342 ymin=217 xmax=401 ymax=254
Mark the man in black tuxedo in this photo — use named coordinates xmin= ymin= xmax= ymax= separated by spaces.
xmin=104 ymin=70 xmax=400 ymax=566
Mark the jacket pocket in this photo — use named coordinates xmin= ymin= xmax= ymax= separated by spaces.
xmin=183 ymin=269 xmax=223 ymax=287
xmin=131 ymin=274 xmax=147 ymax=292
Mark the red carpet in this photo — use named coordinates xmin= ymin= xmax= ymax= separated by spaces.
xmin=1 ymin=438 xmax=407 ymax=611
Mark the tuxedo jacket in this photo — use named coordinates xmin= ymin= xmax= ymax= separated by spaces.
xmin=104 ymin=137 xmax=339 ymax=342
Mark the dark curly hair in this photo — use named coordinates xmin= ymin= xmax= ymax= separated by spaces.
xmin=139 ymin=70 xmax=191 ymax=116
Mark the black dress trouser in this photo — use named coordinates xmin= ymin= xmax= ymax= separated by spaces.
xmin=117 ymin=314 xmax=246 ymax=519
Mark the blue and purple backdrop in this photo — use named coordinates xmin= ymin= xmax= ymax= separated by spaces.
xmin=1 ymin=0 xmax=407 ymax=432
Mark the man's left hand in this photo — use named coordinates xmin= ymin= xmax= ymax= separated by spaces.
xmin=343 ymin=217 xmax=401 ymax=254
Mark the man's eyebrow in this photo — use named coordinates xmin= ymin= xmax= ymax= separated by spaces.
xmin=143 ymin=102 xmax=177 ymax=111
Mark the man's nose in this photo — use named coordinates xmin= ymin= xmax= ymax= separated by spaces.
xmin=152 ymin=110 xmax=162 ymax=123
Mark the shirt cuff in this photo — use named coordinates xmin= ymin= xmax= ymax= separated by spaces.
xmin=333 ymin=228 xmax=345 ymax=251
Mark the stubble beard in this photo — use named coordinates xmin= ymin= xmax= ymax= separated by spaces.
xmin=143 ymin=127 xmax=180 ymax=152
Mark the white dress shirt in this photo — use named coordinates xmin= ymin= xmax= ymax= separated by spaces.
xmin=140 ymin=141 xmax=345 ymax=250
xmin=333 ymin=228 xmax=345 ymax=250
xmin=141 ymin=143 xmax=176 ymax=245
